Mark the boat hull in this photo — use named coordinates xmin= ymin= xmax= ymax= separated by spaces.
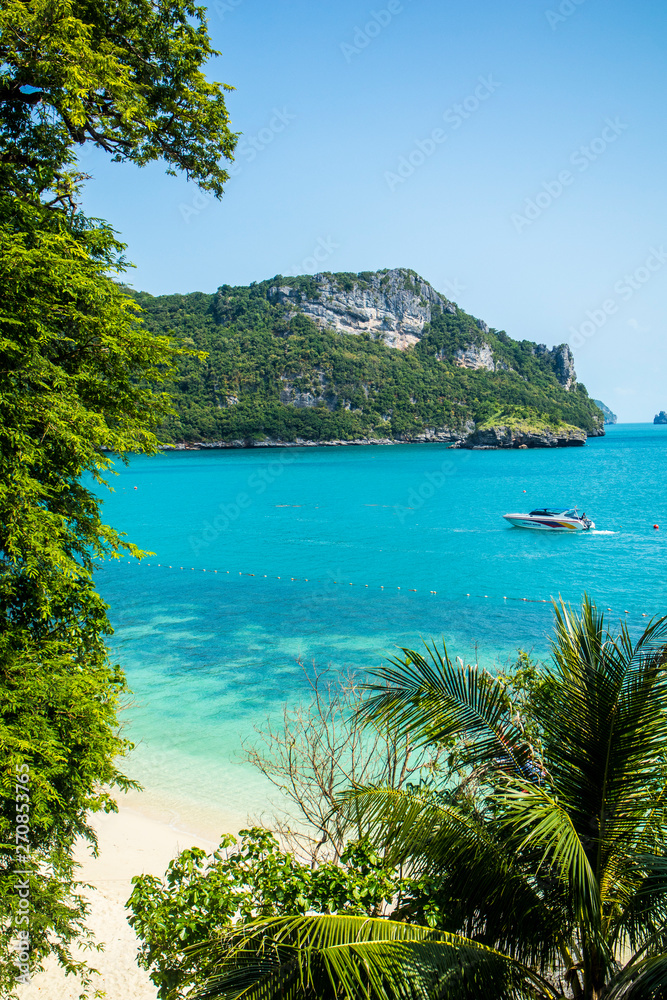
xmin=503 ymin=514 xmax=585 ymax=531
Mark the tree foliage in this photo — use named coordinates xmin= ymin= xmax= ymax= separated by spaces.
xmin=0 ymin=203 xmax=181 ymax=992
xmin=0 ymin=0 xmax=235 ymax=990
xmin=0 ymin=0 xmax=237 ymax=206
xmin=128 ymin=829 xmax=407 ymax=999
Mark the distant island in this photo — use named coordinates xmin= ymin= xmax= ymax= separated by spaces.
xmin=592 ymin=400 xmax=617 ymax=425
xmin=654 ymin=411 xmax=667 ymax=425
xmin=133 ymin=268 xmax=605 ymax=450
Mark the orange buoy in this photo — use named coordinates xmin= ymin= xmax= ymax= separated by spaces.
xmin=654 ymin=524 xmax=660 ymax=530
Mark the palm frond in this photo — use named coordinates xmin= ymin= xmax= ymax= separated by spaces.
xmin=500 ymin=780 xmax=601 ymax=929
xmin=358 ymin=641 xmax=535 ymax=779
xmin=611 ymin=854 xmax=667 ymax=957
xmin=343 ymin=786 xmax=570 ymax=967
xmin=189 ymin=915 xmax=559 ymax=1000
xmin=541 ymin=601 xmax=667 ymax=889
xmin=606 ymin=952 xmax=667 ymax=999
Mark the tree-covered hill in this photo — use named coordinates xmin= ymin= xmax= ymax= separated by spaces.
xmin=132 ymin=268 xmax=604 ymax=448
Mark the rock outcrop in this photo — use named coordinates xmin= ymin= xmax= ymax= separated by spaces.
xmin=533 ymin=343 xmax=576 ymax=390
xmin=279 ymin=374 xmax=337 ymax=410
xmin=453 ymin=343 xmax=496 ymax=371
xmin=464 ymin=424 xmax=586 ymax=449
xmin=654 ymin=411 xmax=667 ymax=425
xmin=268 ymin=269 xmax=456 ymax=350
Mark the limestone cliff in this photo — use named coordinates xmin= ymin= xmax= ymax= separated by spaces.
xmin=267 ymin=269 xmax=578 ymax=394
xmin=267 ymin=269 xmax=456 ymax=350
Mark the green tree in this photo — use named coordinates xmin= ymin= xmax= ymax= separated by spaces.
xmin=127 ymin=829 xmax=404 ymax=999
xmin=186 ymin=600 xmax=667 ymax=999
xmin=0 ymin=0 xmax=237 ymax=205
xmin=0 ymin=0 xmax=236 ymax=991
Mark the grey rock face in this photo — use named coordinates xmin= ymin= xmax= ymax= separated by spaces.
xmin=551 ymin=344 xmax=577 ymax=389
xmin=454 ymin=343 xmax=496 ymax=372
xmin=268 ymin=268 xmax=455 ymax=350
xmin=465 ymin=424 xmax=586 ymax=449
xmin=533 ymin=343 xmax=576 ymax=390
xmin=279 ymin=373 xmax=338 ymax=411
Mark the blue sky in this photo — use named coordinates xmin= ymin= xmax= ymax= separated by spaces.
xmin=80 ymin=0 xmax=667 ymax=421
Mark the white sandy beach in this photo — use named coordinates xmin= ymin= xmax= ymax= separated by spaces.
xmin=18 ymin=791 xmax=249 ymax=1000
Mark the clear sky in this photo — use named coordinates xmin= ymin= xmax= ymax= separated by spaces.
xmin=80 ymin=0 xmax=667 ymax=421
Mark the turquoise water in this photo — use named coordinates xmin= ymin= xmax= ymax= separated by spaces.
xmin=96 ymin=425 xmax=667 ymax=817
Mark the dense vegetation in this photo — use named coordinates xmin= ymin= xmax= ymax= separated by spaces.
xmin=129 ymin=600 xmax=667 ymax=1000
xmin=0 ymin=0 xmax=235 ymax=991
xmin=132 ymin=274 xmax=604 ymax=445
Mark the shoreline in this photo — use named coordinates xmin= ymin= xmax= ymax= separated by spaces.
xmin=161 ymin=426 xmax=599 ymax=451
xmin=18 ymin=791 xmax=250 ymax=1000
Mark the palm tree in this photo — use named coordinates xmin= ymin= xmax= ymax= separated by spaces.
xmin=193 ymin=598 xmax=667 ymax=999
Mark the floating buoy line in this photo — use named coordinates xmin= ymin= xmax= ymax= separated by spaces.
xmin=119 ymin=561 xmax=649 ymax=618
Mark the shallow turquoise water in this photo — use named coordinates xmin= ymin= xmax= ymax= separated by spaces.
xmin=96 ymin=425 xmax=667 ymax=815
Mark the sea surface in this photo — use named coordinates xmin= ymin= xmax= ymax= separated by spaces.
xmin=95 ymin=424 xmax=667 ymax=824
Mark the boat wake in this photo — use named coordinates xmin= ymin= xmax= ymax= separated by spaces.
xmin=589 ymin=529 xmax=615 ymax=535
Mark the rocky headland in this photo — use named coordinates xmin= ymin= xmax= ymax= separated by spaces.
xmin=136 ymin=268 xmax=604 ymax=450
xmin=593 ymin=399 xmax=617 ymax=425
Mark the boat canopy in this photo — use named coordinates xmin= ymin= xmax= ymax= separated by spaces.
xmin=529 ymin=507 xmax=579 ymax=517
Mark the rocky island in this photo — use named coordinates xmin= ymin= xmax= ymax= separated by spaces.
xmin=133 ymin=268 xmax=605 ymax=449
xmin=654 ymin=411 xmax=667 ymax=425
xmin=592 ymin=400 xmax=617 ymax=425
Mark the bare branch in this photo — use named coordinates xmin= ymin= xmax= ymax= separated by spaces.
xmin=242 ymin=663 xmax=444 ymax=865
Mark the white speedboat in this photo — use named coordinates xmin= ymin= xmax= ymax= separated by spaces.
xmin=503 ymin=507 xmax=595 ymax=531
